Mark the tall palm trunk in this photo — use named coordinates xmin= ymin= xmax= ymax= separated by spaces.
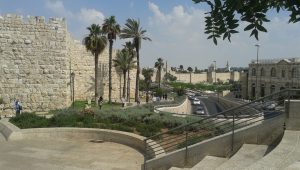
xmin=135 ymin=46 xmax=140 ymax=102
xmin=158 ymin=68 xmax=161 ymax=88
xmin=127 ymin=70 xmax=130 ymax=102
xmin=108 ymin=40 xmax=113 ymax=103
xmin=123 ymin=71 xmax=127 ymax=98
xmin=95 ymin=54 xmax=99 ymax=102
xmin=146 ymin=90 xmax=149 ymax=103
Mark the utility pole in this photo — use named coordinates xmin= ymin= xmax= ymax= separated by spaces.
xmin=255 ymin=44 xmax=260 ymax=99
xmin=213 ymin=60 xmax=217 ymax=83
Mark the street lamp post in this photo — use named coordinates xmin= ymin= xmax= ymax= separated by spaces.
xmin=213 ymin=60 xmax=217 ymax=83
xmin=70 ymin=72 xmax=75 ymax=108
xmin=255 ymin=44 xmax=260 ymax=99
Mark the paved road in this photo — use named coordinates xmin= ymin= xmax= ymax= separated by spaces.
xmin=191 ymin=97 xmax=225 ymax=116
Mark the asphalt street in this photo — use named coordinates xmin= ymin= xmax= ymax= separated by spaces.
xmin=191 ymin=96 xmax=225 ymax=116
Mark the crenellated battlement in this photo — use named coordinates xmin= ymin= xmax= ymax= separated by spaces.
xmin=0 ymin=14 xmax=66 ymax=27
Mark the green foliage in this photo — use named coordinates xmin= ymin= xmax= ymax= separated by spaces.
xmin=10 ymin=112 xmax=49 ymax=128
xmin=10 ymin=100 xmax=197 ymax=138
xmin=192 ymin=0 xmax=300 ymax=45
xmin=164 ymin=73 xmax=177 ymax=82
xmin=187 ymin=67 xmax=193 ymax=72
xmin=174 ymin=86 xmax=185 ymax=96
xmin=154 ymin=88 xmax=164 ymax=97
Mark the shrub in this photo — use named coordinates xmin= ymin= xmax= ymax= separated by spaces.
xmin=9 ymin=112 xmax=49 ymax=128
xmin=0 ymin=98 xmax=4 ymax=105
xmin=136 ymin=123 xmax=161 ymax=137
xmin=110 ymin=123 xmax=134 ymax=132
xmin=80 ymin=108 xmax=95 ymax=117
xmin=49 ymin=113 xmax=79 ymax=127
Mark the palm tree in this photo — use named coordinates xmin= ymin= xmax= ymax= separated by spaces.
xmin=102 ymin=16 xmax=121 ymax=104
xmin=113 ymin=50 xmax=136 ymax=99
xmin=83 ymin=24 xmax=107 ymax=102
xmin=123 ymin=41 xmax=135 ymax=102
xmin=155 ymin=58 xmax=164 ymax=88
xmin=142 ymin=68 xmax=154 ymax=103
xmin=187 ymin=67 xmax=193 ymax=83
xmin=120 ymin=18 xmax=151 ymax=102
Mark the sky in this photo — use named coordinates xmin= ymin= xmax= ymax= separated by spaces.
xmin=0 ymin=0 xmax=300 ymax=69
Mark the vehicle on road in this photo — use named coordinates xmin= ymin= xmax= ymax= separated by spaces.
xmin=193 ymin=98 xmax=201 ymax=105
xmin=188 ymin=95 xmax=195 ymax=100
xmin=262 ymin=101 xmax=277 ymax=110
xmin=195 ymin=107 xmax=205 ymax=115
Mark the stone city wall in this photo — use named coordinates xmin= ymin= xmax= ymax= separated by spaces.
xmin=0 ymin=14 xmax=70 ymax=112
xmin=66 ymin=34 xmax=137 ymax=102
xmin=0 ymin=14 xmax=136 ymax=112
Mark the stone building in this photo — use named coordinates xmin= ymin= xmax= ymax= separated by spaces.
xmin=0 ymin=14 xmax=136 ymax=112
xmin=245 ymin=58 xmax=300 ymax=99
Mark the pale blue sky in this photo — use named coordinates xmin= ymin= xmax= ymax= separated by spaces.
xmin=1 ymin=0 xmax=300 ymax=69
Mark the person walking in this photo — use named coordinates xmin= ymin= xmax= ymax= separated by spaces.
xmin=14 ymin=99 xmax=22 ymax=116
xmin=98 ymin=96 xmax=103 ymax=110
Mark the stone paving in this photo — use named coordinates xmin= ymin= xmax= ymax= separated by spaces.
xmin=0 ymin=138 xmax=143 ymax=170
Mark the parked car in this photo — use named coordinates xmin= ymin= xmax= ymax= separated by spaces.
xmin=193 ymin=98 xmax=201 ymax=105
xmin=262 ymin=101 xmax=277 ymax=110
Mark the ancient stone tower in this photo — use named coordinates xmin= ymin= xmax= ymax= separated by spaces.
xmin=0 ymin=14 xmax=136 ymax=112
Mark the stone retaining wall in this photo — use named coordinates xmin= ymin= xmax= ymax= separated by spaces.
xmin=155 ymin=98 xmax=191 ymax=115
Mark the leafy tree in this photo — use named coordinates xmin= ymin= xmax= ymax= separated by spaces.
xmin=120 ymin=19 xmax=151 ymax=102
xmin=113 ymin=50 xmax=136 ymax=99
xmin=122 ymin=41 xmax=136 ymax=101
xmin=142 ymin=68 xmax=154 ymax=102
xmin=155 ymin=58 xmax=164 ymax=88
xmin=192 ymin=0 xmax=300 ymax=45
xmin=179 ymin=65 xmax=184 ymax=72
xmin=164 ymin=73 xmax=177 ymax=82
xmin=102 ymin=16 xmax=121 ymax=103
xmin=171 ymin=67 xmax=177 ymax=72
xmin=83 ymin=24 xmax=107 ymax=102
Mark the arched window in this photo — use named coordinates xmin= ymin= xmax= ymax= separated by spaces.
xmin=252 ymin=68 xmax=256 ymax=76
xmin=292 ymin=68 xmax=299 ymax=78
xmin=261 ymin=68 xmax=265 ymax=76
xmin=271 ymin=67 xmax=276 ymax=77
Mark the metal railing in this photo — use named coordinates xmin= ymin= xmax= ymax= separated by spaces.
xmin=144 ymin=89 xmax=300 ymax=168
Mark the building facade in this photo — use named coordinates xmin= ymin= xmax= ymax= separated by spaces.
xmin=246 ymin=58 xmax=300 ymax=99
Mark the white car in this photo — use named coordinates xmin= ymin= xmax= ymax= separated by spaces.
xmin=195 ymin=108 xmax=205 ymax=115
xmin=193 ymin=99 xmax=201 ymax=105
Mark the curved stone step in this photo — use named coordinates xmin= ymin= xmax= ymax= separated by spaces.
xmin=191 ymin=156 xmax=227 ymax=170
xmin=0 ymin=132 xmax=6 ymax=141
xmin=216 ymin=144 xmax=269 ymax=170
xmin=169 ymin=167 xmax=189 ymax=170
xmin=245 ymin=130 xmax=300 ymax=170
xmin=285 ymin=161 xmax=300 ymax=170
